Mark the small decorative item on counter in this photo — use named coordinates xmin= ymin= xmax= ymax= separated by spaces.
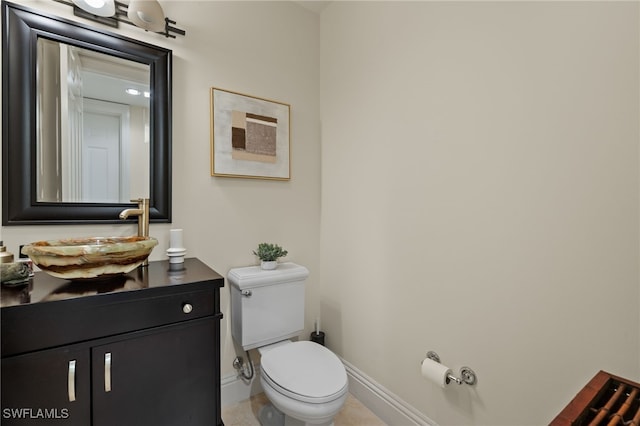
xmin=0 ymin=241 xmax=14 ymax=264
xmin=166 ymin=229 xmax=186 ymax=270
xmin=1 ymin=262 xmax=30 ymax=286
xmin=253 ymin=243 xmax=288 ymax=270
xmin=16 ymin=258 xmax=34 ymax=277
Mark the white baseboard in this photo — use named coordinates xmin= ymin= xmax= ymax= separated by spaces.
xmin=221 ymin=364 xmax=263 ymax=408
xmin=221 ymin=358 xmax=436 ymax=426
xmin=342 ymin=359 xmax=436 ymax=426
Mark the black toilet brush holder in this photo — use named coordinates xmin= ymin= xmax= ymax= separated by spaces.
xmin=310 ymin=331 xmax=325 ymax=346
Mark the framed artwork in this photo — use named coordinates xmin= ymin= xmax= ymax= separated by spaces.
xmin=210 ymin=87 xmax=290 ymax=180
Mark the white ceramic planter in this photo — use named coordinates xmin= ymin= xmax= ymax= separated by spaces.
xmin=261 ymin=261 xmax=277 ymax=270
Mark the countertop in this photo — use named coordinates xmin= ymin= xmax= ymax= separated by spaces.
xmin=0 ymin=258 xmax=224 ymax=309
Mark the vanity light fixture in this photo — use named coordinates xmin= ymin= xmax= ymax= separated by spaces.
xmin=72 ymin=0 xmax=115 ymax=17
xmin=53 ymin=0 xmax=185 ymax=38
xmin=127 ymin=0 xmax=165 ymax=32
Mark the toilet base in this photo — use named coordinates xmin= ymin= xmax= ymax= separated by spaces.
xmin=258 ymin=403 xmax=334 ymax=426
xmin=258 ymin=403 xmax=285 ymax=426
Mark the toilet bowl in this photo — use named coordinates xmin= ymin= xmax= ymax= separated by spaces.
xmin=228 ymin=263 xmax=349 ymax=425
xmin=259 ymin=341 xmax=348 ymax=426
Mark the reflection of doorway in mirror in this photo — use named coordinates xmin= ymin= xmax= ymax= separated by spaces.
xmin=35 ymin=38 xmax=151 ymax=204
xmin=81 ymin=99 xmax=131 ymax=203
xmin=36 ymin=38 xmax=65 ymax=202
xmin=129 ymin=106 xmax=151 ymax=199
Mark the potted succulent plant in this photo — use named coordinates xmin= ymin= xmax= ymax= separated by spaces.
xmin=253 ymin=243 xmax=288 ymax=270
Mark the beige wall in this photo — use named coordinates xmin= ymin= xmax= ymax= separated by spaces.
xmin=0 ymin=0 xmax=321 ymax=387
xmin=2 ymin=1 xmax=640 ymax=425
xmin=320 ymin=2 xmax=640 ymax=425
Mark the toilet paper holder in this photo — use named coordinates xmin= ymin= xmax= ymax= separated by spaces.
xmin=426 ymin=351 xmax=477 ymax=386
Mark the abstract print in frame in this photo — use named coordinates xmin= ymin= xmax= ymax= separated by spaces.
xmin=210 ymin=87 xmax=290 ymax=180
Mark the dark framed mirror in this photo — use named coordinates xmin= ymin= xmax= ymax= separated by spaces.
xmin=2 ymin=1 xmax=171 ymax=225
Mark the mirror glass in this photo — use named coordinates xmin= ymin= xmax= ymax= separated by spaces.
xmin=36 ymin=39 xmax=151 ymax=203
xmin=2 ymin=2 xmax=172 ymax=225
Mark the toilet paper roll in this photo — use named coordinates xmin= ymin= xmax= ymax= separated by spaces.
xmin=421 ymin=357 xmax=453 ymax=388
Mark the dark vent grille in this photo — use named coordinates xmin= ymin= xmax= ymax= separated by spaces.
xmin=551 ymin=371 xmax=640 ymax=426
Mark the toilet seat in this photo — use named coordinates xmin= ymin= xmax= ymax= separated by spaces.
xmin=260 ymin=341 xmax=348 ymax=404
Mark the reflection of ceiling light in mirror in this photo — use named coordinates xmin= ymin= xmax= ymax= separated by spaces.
xmin=127 ymin=0 xmax=166 ymax=32
xmin=126 ymin=88 xmax=141 ymax=96
xmin=144 ymin=92 xmax=150 ymax=98
xmin=72 ymin=0 xmax=115 ymax=17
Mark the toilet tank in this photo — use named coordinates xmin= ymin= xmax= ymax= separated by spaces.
xmin=228 ymin=262 xmax=309 ymax=350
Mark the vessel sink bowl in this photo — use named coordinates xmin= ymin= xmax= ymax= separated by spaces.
xmin=21 ymin=236 xmax=158 ymax=280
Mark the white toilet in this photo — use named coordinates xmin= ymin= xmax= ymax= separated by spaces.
xmin=229 ymin=263 xmax=348 ymax=426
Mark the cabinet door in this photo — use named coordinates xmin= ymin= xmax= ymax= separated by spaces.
xmin=1 ymin=346 xmax=90 ymax=425
xmin=92 ymin=318 xmax=217 ymax=426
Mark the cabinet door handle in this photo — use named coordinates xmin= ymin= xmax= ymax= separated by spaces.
xmin=104 ymin=352 xmax=112 ymax=392
xmin=68 ymin=360 xmax=76 ymax=402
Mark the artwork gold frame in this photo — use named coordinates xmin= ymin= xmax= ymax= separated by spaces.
xmin=210 ymin=87 xmax=290 ymax=180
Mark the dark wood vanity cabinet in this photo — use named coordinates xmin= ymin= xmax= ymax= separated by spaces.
xmin=1 ymin=258 xmax=225 ymax=426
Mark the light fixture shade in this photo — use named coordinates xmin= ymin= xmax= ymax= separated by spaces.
xmin=72 ymin=0 xmax=115 ymax=17
xmin=127 ymin=0 xmax=166 ymax=32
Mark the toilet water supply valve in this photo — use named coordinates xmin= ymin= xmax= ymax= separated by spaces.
xmin=233 ymin=352 xmax=254 ymax=380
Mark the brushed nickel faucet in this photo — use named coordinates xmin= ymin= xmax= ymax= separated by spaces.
xmin=119 ymin=198 xmax=150 ymax=265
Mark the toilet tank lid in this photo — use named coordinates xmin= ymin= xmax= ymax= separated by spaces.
xmin=228 ymin=262 xmax=309 ymax=290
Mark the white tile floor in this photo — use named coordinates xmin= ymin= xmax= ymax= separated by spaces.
xmin=221 ymin=392 xmax=387 ymax=425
